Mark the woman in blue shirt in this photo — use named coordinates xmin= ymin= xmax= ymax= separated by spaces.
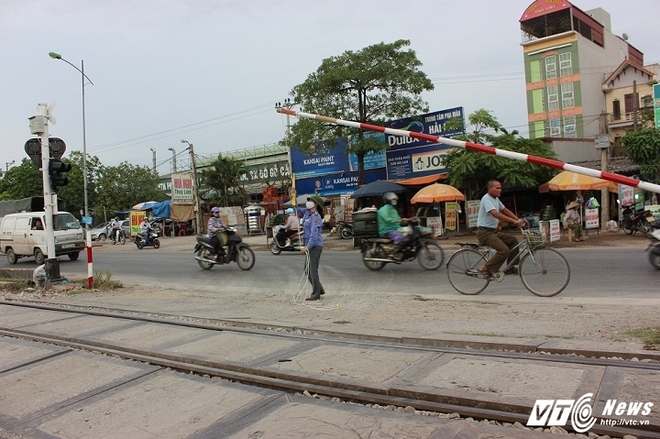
xmin=295 ymin=195 xmax=326 ymax=301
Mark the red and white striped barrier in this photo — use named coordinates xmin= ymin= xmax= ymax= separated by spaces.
xmin=276 ymin=108 xmax=660 ymax=194
xmin=86 ymin=230 xmax=93 ymax=289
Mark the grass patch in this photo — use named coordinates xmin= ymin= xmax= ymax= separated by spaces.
xmin=627 ymin=326 xmax=660 ymax=349
xmin=92 ymin=270 xmax=123 ymax=291
xmin=0 ymin=279 xmax=31 ymax=293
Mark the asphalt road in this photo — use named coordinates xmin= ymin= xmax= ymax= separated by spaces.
xmin=5 ymin=244 xmax=654 ymax=301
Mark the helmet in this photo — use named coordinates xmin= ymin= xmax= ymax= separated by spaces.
xmin=211 ymin=207 xmax=220 ymax=214
xmin=285 ymin=208 xmax=294 ymax=214
xmin=114 ymin=217 xmax=119 ymax=221
xmin=383 ymin=192 xmax=398 ymax=204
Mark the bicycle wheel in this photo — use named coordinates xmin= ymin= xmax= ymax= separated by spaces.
xmin=417 ymin=241 xmax=444 ymax=270
xmin=519 ymin=248 xmax=570 ymax=297
xmin=446 ymin=249 xmax=489 ymax=295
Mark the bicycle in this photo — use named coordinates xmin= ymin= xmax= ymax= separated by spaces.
xmin=446 ymin=227 xmax=570 ymax=297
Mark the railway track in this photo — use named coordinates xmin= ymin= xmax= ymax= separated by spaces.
xmin=1 ymin=300 xmax=659 ymax=438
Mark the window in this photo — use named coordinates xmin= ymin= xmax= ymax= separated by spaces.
xmin=561 ymin=82 xmax=574 ymax=108
xmin=549 ymin=118 xmax=560 ymax=137
xmin=532 ymin=89 xmax=545 ymax=113
xmin=564 ymin=116 xmax=576 ymax=138
xmin=530 ymin=60 xmax=542 ymax=82
xmin=641 ymin=95 xmax=653 ymax=109
xmin=547 ymin=85 xmax=559 ymax=111
xmin=545 ymin=55 xmax=557 ymax=79
xmin=559 ymin=52 xmax=572 ymax=76
xmin=612 ymin=100 xmax=621 ymax=120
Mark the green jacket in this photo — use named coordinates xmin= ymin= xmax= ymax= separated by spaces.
xmin=377 ymin=204 xmax=401 ymax=237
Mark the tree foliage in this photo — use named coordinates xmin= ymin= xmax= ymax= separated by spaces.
xmin=621 ymin=128 xmax=660 ymax=182
xmin=199 ymin=154 xmax=247 ymax=208
xmin=287 ymin=39 xmax=434 ymax=184
xmin=442 ymin=109 xmax=557 ymax=198
xmin=95 ymin=162 xmax=167 ymax=218
xmin=0 ymin=159 xmax=43 ymax=200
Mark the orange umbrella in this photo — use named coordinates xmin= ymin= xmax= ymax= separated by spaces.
xmin=546 ymin=171 xmax=610 ymax=191
xmin=410 ymin=183 xmax=465 ymax=204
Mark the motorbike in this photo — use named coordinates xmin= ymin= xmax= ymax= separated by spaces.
xmin=361 ymin=217 xmax=445 ymax=271
xmin=646 ymin=220 xmax=660 ymax=270
xmin=134 ymin=229 xmax=160 ymax=249
xmin=269 ymin=226 xmax=304 ymax=255
xmin=621 ymin=204 xmax=653 ymax=237
xmin=194 ymin=226 xmax=255 ymax=270
xmin=337 ymin=221 xmax=354 ymax=240
xmin=110 ymin=228 xmax=126 ymax=245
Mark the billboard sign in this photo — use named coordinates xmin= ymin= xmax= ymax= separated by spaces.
xmin=654 ymin=83 xmax=660 ymax=129
xmin=171 ymin=173 xmax=194 ymax=203
xmin=291 ymin=137 xmax=350 ymax=179
xmin=385 ymin=107 xmax=464 ymax=151
xmin=296 ymin=168 xmax=387 ymax=196
xmin=386 ymin=143 xmax=453 ymax=180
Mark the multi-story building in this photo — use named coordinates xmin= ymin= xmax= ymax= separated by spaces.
xmin=520 ymin=0 xmax=646 ymax=140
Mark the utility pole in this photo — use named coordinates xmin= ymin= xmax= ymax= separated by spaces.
xmin=168 ymin=147 xmax=177 ymax=173
xmin=182 ymin=139 xmax=202 ymax=235
xmin=596 ymin=113 xmax=610 ymax=232
xmin=276 ymin=98 xmax=297 ymax=203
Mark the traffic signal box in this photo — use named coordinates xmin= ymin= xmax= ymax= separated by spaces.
xmin=49 ymin=159 xmax=71 ymax=192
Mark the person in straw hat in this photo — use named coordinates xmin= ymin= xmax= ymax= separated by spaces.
xmin=564 ymin=201 xmax=583 ymax=242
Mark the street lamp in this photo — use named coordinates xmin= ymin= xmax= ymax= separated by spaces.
xmin=48 ymin=52 xmax=94 ymax=225
xmin=150 ymin=148 xmax=157 ymax=173
xmin=168 ymin=147 xmax=177 ymax=173
xmin=5 ymin=160 xmax=14 ymax=172
xmin=275 ymin=98 xmax=297 ymax=200
xmin=181 ymin=139 xmax=202 ymax=234
xmin=49 ymin=51 xmax=94 ymax=289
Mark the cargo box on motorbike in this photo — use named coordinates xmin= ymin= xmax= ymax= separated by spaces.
xmin=352 ymin=210 xmax=378 ymax=237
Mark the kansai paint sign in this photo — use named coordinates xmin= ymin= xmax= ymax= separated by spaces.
xmin=291 ymin=137 xmax=350 ymax=179
xmin=296 ymin=169 xmax=387 ymax=197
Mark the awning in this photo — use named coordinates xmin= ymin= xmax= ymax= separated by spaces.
xmin=396 ymin=174 xmax=447 ymax=186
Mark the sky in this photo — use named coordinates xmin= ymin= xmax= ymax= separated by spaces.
xmin=1 ymin=0 xmax=659 ymax=175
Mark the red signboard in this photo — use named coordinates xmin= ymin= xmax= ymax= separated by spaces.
xmin=521 ymin=0 xmax=571 ymax=21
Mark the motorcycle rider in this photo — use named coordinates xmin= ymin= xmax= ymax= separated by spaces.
xmin=207 ymin=206 xmax=227 ymax=260
xmin=140 ymin=217 xmax=152 ymax=245
xmin=282 ymin=207 xmax=300 ymax=246
xmin=377 ymin=192 xmax=408 ymax=260
xmin=110 ymin=217 xmax=122 ymax=242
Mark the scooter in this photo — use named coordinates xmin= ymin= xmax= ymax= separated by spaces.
xmin=646 ymin=220 xmax=660 ymax=270
xmin=194 ymin=226 xmax=255 ymax=270
xmin=337 ymin=221 xmax=354 ymax=240
xmin=269 ymin=225 xmax=304 ymax=255
xmin=110 ymin=228 xmax=125 ymax=245
xmin=621 ymin=204 xmax=653 ymax=237
xmin=134 ymin=230 xmax=161 ymax=249
xmin=361 ymin=217 xmax=445 ymax=271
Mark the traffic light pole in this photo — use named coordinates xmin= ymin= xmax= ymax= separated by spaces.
xmin=35 ymin=104 xmax=60 ymax=286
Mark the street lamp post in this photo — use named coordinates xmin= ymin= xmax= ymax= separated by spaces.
xmin=276 ymin=98 xmax=297 ymax=201
xmin=181 ymin=139 xmax=202 ymax=235
xmin=168 ymin=147 xmax=177 ymax=173
xmin=49 ymin=51 xmax=94 ymax=289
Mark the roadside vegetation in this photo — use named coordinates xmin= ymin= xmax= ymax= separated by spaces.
xmin=627 ymin=326 xmax=660 ymax=350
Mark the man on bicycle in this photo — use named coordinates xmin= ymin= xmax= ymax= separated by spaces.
xmin=474 ymin=180 xmax=525 ymax=278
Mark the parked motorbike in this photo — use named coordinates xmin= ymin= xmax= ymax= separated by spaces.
xmin=646 ymin=220 xmax=660 ymax=270
xmin=621 ymin=204 xmax=653 ymax=237
xmin=337 ymin=221 xmax=354 ymax=240
xmin=361 ymin=217 xmax=445 ymax=271
xmin=134 ymin=230 xmax=160 ymax=249
xmin=194 ymin=226 xmax=255 ymax=270
xmin=269 ymin=226 xmax=304 ymax=255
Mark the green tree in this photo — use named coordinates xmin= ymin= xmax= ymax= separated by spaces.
xmin=56 ymin=151 xmax=102 ymax=215
xmin=442 ymin=109 xmax=557 ymax=198
xmin=0 ymin=158 xmax=43 ymax=200
xmin=287 ymin=39 xmax=434 ymax=185
xmin=200 ymin=154 xmax=247 ymax=207
xmin=95 ymin=162 xmax=167 ymax=219
xmin=621 ymin=127 xmax=660 ymax=183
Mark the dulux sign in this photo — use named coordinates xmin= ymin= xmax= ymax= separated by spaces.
xmin=385 ymin=107 xmax=464 ymax=151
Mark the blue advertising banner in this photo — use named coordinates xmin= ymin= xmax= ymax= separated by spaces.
xmin=296 ymin=168 xmax=387 ymax=196
xmin=385 ymin=107 xmax=464 ymax=151
xmin=386 ymin=144 xmax=453 ymax=180
xmin=348 ymin=132 xmax=387 ymax=171
xmin=290 ymin=137 xmax=350 ymax=179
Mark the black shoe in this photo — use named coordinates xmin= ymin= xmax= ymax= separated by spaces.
xmin=504 ymin=267 xmax=518 ymax=276
xmin=305 ymin=296 xmax=320 ymax=301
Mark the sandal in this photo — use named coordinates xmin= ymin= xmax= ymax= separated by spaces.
xmin=573 ymin=238 xmax=581 ymax=242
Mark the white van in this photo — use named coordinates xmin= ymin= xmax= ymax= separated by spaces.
xmin=0 ymin=212 xmax=85 ymax=264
